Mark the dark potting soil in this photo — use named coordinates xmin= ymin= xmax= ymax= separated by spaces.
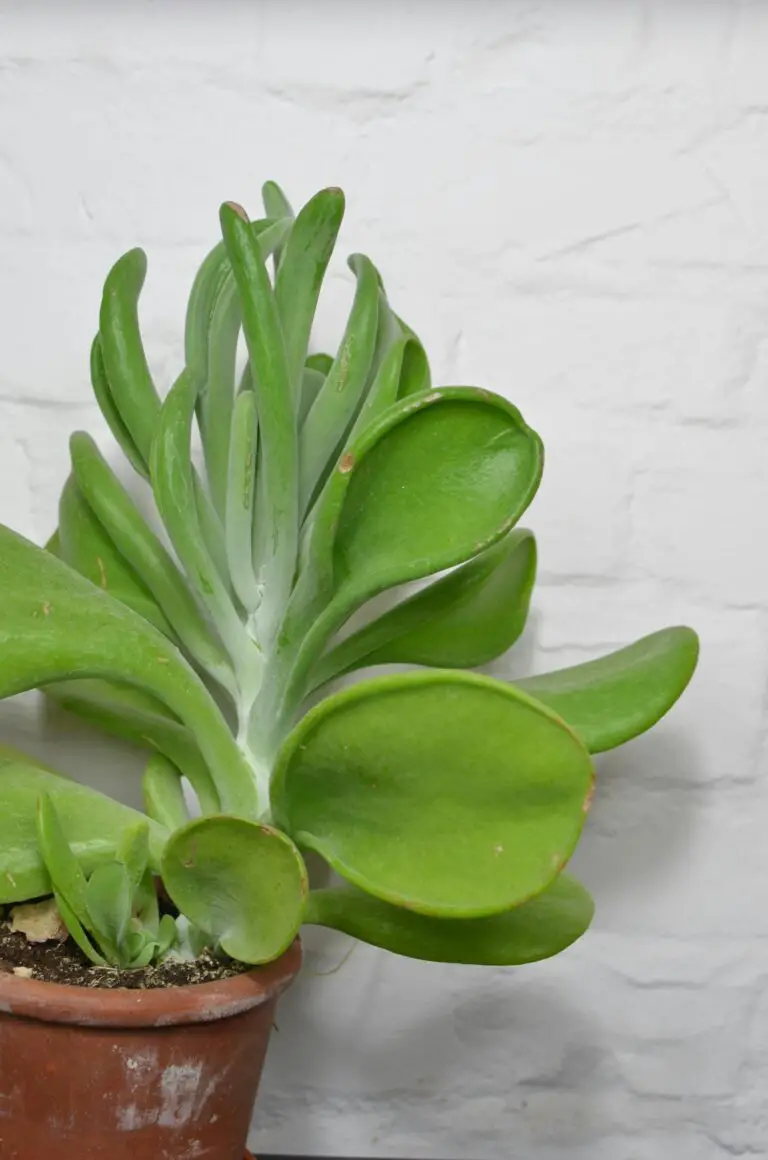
xmin=0 ymin=918 xmax=250 ymax=989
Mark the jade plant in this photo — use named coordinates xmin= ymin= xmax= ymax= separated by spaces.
xmin=0 ymin=182 xmax=699 ymax=970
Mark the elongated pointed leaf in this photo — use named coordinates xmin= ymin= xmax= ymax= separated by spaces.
xmin=89 ymin=334 xmax=148 ymax=478
xmin=305 ymin=874 xmax=594 ymax=965
xmin=517 ymin=627 xmax=699 ymax=754
xmin=220 ymin=203 xmax=298 ymax=635
xmin=86 ymin=861 xmax=132 ymax=962
xmin=0 ymin=755 xmax=164 ymax=905
xmin=310 ymin=529 xmax=536 ymax=690
xmin=116 ymin=822 xmax=150 ymax=892
xmin=99 ymin=248 xmax=160 ymax=463
xmin=150 ymin=371 xmax=249 ymax=673
xmin=54 ymin=890 xmax=107 ymax=966
xmin=299 ymin=254 xmax=380 ymax=513
xmin=142 ymin=753 xmax=191 ymax=831
xmin=35 ymin=793 xmax=91 ymax=922
xmin=0 ymin=527 xmax=259 ymax=816
xmin=273 ymin=187 xmax=345 ymax=401
xmin=272 ymin=671 xmax=593 ymax=918
xmin=44 ymin=679 xmax=220 ymax=815
xmin=299 ymin=367 xmax=326 ymax=427
xmin=58 ymin=474 xmax=174 ymax=638
xmin=70 ymin=431 xmax=233 ymax=693
xmin=225 ymin=387 xmax=259 ymax=611
xmin=185 ymin=217 xmax=290 ymax=516
xmin=395 ymin=316 xmax=431 ymax=396
xmin=162 ymin=817 xmax=307 ymax=964
xmin=262 ymin=180 xmax=294 ymax=273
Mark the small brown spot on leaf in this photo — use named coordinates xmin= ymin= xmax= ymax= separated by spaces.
xmin=338 ymin=453 xmax=355 ymax=474
xmin=583 ymin=781 xmax=596 ymax=814
xmin=42 ymin=602 xmax=52 ymax=617
xmin=224 ymin=200 xmax=248 ymax=221
xmin=156 ymin=657 xmax=170 ymax=665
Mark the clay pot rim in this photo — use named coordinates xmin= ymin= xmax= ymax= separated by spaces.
xmin=0 ymin=938 xmax=301 ymax=1029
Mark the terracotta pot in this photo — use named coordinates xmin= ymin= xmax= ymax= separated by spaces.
xmin=0 ymin=940 xmax=301 ymax=1160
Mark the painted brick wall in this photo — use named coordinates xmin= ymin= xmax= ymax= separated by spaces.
xmin=0 ymin=2 xmax=764 ymax=1157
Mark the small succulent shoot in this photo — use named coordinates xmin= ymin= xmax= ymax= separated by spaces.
xmin=35 ymin=796 xmax=177 ymax=969
xmin=0 ymin=180 xmax=700 ymax=971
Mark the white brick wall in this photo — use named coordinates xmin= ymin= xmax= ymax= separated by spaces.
xmin=0 ymin=2 xmax=764 ymax=1156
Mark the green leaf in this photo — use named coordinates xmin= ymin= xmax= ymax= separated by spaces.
xmin=69 ymin=431 xmax=234 ymax=694
xmin=156 ymin=913 xmax=179 ymax=959
xmin=86 ymin=861 xmax=132 ymax=963
xmin=517 ymin=627 xmax=700 ymax=753
xmin=306 ymin=352 xmax=334 ymax=375
xmin=99 ymin=248 xmax=161 ymax=464
xmin=273 ymin=187 xmax=345 ymax=402
xmin=343 ymin=333 xmax=407 ymax=445
xmin=299 ymin=254 xmax=380 ymax=514
xmin=44 ymin=679 xmax=220 ymax=816
xmin=220 ymin=203 xmax=298 ymax=636
xmin=305 ymin=873 xmax=594 ymax=965
xmin=58 ymin=474 xmax=174 ymax=638
xmin=272 ymin=670 xmax=593 ymax=918
xmin=310 ymin=529 xmax=536 ymax=690
xmin=225 ymin=387 xmax=259 ymax=611
xmin=54 ymin=889 xmax=107 ymax=966
xmin=395 ymin=316 xmax=431 ymax=396
xmin=116 ymin=822 xmax=150 ymax=892
xmin=299 ymin=366 xmax=326 ymax=427
xmin=142 ymin=753 xmax=192 ymax=831
xmin=162 ymin=817 xmax=307 ymax=964
xmin=35 ymin=793 xmax=91 ymax=922
xmin=261 ymin=180 xmax=294 ymax=273
xmin=89 ymin=334 xmax=148 ymax=478
xmin=150 ymin=371 xmax=248 ymax=673
xmin=185 ymin=217 xmax=290 ymax=517
xmin=0 ymin=526 xmax=260 ymax=816
xmin=0 ymin=754 xmax=166 ymax=904
xmin=280 ymin=387 xmax=543 ymax=713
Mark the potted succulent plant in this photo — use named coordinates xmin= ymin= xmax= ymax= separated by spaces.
xmin=0 ymin=182 xmax=699 ymax=1160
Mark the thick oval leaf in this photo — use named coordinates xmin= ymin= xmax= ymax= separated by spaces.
xmin=0 ymin=526 xmax=259 ymax=816
xmin=58 ymin=474 xmax=174 ymax=638
xmin=304 ymin=874 xmax=594 ymax=965
xmin=0 ymin=746 xmax=167 ymax=904
xmin=280 ymin=388 xmax=543 ymax=714
xmin=517 ymin=627 xmax=699 ymax=754
xmin=272 ymin=671 xmax=594 ymax=918
xmin=310 ymin=529 xmax=536 ymax=689
xmin=162 ymin=817 xmax=307 ymax=964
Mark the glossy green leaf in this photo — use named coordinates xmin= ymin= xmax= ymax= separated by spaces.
xmin=0 ymin=752 xmax=166 ymax=904
xmin=225 ymin=387 xmax=259 ymax=611
xmin=344 ymin=334 xmax=407 ymax=445
xmin=517 ymin=627 xmax=700 ymax=753
xmin=280 ymin=387 xmax=543 ymax=713
xmin=116 ymin=821 xmax=150 ymax=892
xmin=273 ymin=670 xmax=594 ymax=918
xmin=162 ymin=817 xmax=307 ymax=964
xmin=306 ymin=352 xmax=334 ymax=375
xmin=0 ymin=527 xmax=260 ymax=816
xmin=89 ymin=334 xmax=148 ymax=478
xmin=54 ymin=889 xmax=106 ymax=966
xmin=35 ymin=793 xmax=91 ymax=922
xmin=185 ymin=217 xmax=290 ymax=516
xmin=220 ymin=203 xmax=298 ymax=635
xmin=142 ymin=753 xmax=191 ymax=831
xmin=395 ymin=316 xmax=431 ymax=397
xmin=310 ymin=529 xmax=536 ymax=690
xmin=45 ymin=678 xmax=220 ymax=816
xmin=300 ymin=254 xmax=380 ymax=513
xmin=262 ymin=180 xmax=294 ymax=272
xmin=156 ymin=913 xmax=179 ymax=958
xmin=99 ymin=248 xmax=160 ymax=463
xmin=273 ymin=187 xmax=345 ymax=402
xmin=299 ymin=366 xmax=326 ymax=427
xmin=150 ymin=371 xmax=248 ymax=673
xmin=305 ymin=873 xmax=594 ymax=965
xmin=70 ymin=431 xmax=234 ymax=694
xmin=58 ymin=474 xmax=174 ymax=638
xmin=86 ymin=861 xmax=132 ymax=962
